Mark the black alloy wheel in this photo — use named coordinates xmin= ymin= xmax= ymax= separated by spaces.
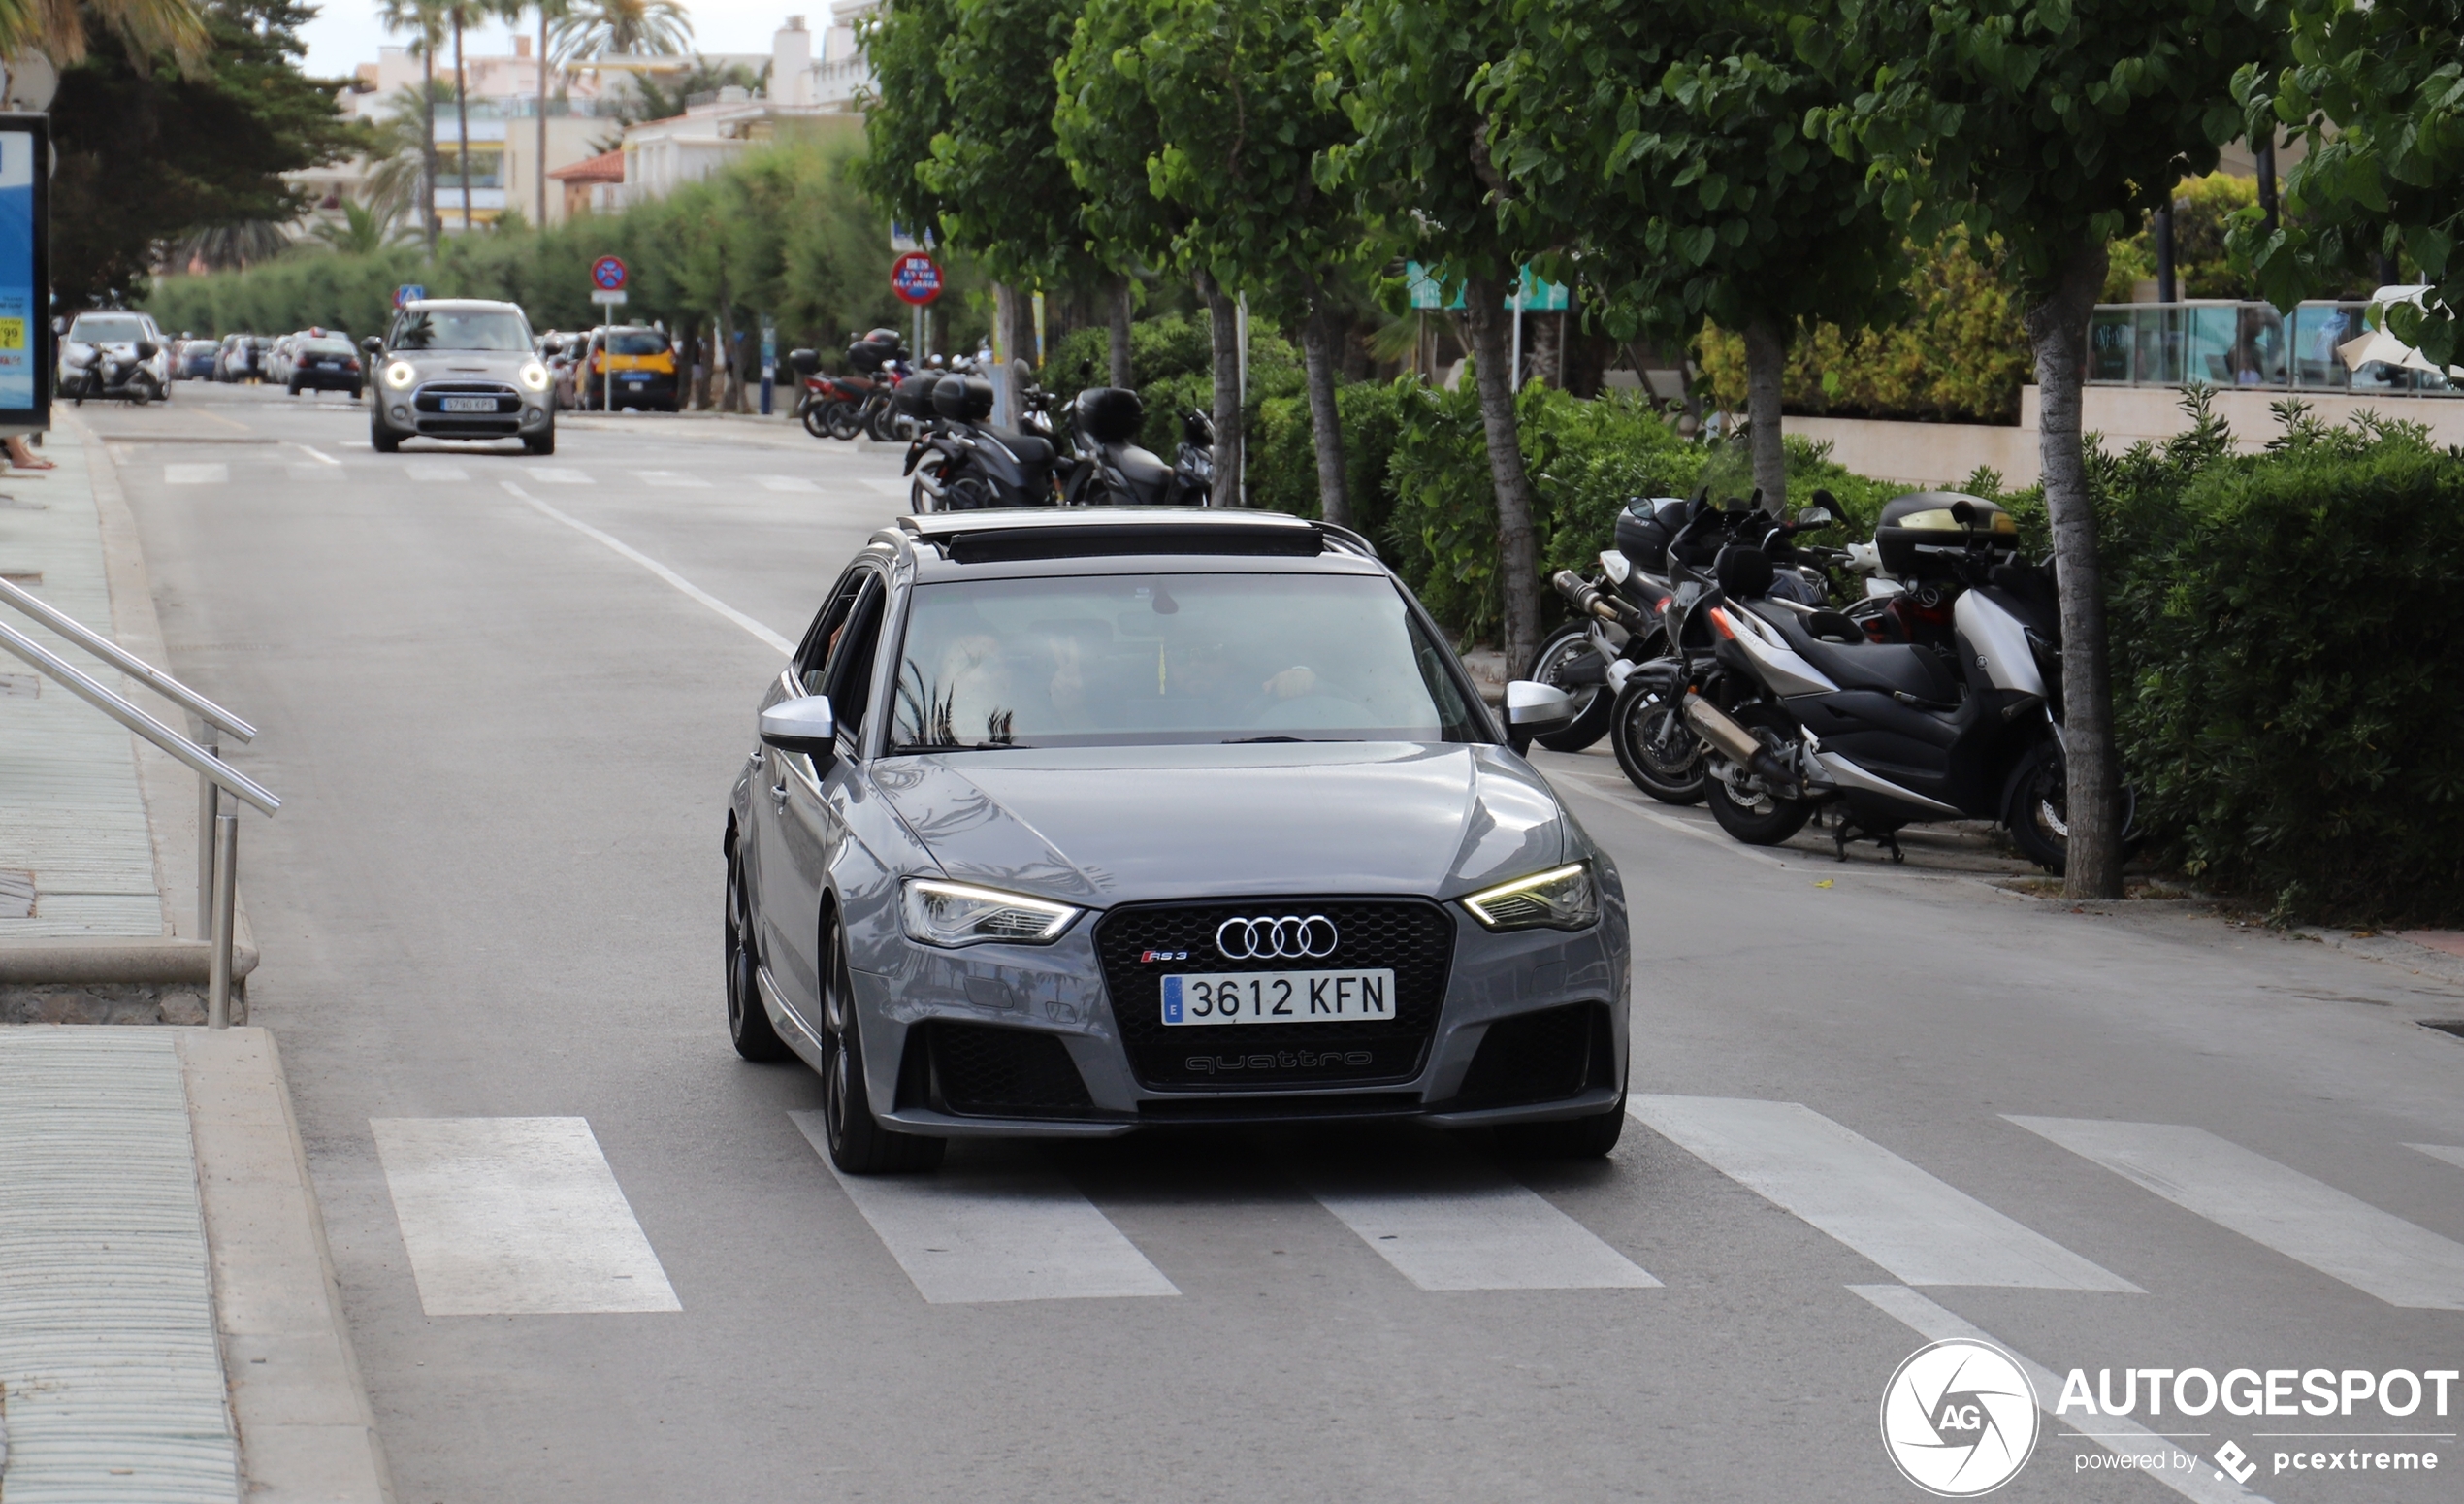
xmin=726 ymin=848 xmax=791 ymax=1062
xmin=801 ymin=402 xmax=831 ymax=439
xmin=826 ymin=401 xmax=863 ymax=441
xmin=1526 ymin=623 xmax=1618 ymax=753
xmin=1702 ymin=702 xmax=1814 ymax=845
xmin=2002 ymin=738 xmax=2068 ymax=876
xmin=1607 ymin=676 xmax=1708 ymax=804
xmin=817 ymin=914 xmax=945 ymax=1175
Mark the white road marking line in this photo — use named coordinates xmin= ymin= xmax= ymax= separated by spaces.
xmin=2010 ymin=1117 xmax=2464 ymax=1309
xmin=405 ymin=461 xmax=469 ymax=482
xmin=371 ymin=1117 xmax=681 ymax=1316
xmin=789 ymin=1112 xmax=1178 ymax=1303
xmin=291 ymin=442 xmax=341 ymax=466
xmin=502 ymin=480 xmax=793 ymax=654
xmin=1633 ymin=1096 xmax=2138 ymax=1291
xmin=2409 ymin=1143 xmax=2464 ymax=1174
xmin=1306 ymin=1161 xmax=1659 ymax=1291
xmin=526 ymin=467 xmax=592 ymax=484
xmin=1852 ymin=1285 xmax=2273 ymax=1504
xmin=757 ymin=474 xmax=821 ymax=493
xmin=164 ymin=462 xmax=228 ymax=485
xmin=638 ymin=470 xmax=711 ymax=488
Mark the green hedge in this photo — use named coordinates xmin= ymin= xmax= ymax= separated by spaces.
xmin=2104 ymin=398 xmax=2464 ymax=922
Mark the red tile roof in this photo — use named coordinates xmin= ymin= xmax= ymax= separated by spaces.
xmin=549 ymin=148 xmax=625 ymax=183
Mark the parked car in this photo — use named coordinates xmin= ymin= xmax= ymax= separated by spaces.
xmin=577 ymin=325 xmax=679 ymax=412
xmin=214 ymin=334 xmax=265 ymax=383
xmin=368 ymin=298 xmax=556 ymax=455
xmin=174 ymin=338 xmax=217 ymax=381
xmin=286 ymin=333 xmax=363 ymax=398
xmin=58 ymin=311 xmax=173 ymax=405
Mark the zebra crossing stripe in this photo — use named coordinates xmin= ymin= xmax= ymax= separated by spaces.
xmin=1305 ymin=1161 xmax=1659 ymax=1291
xmin=1632 ymin=1096 xmax=2139 ymax=1291
xmin=2010 ymin=1117 xmax=2464 ymax=1310
xmin=790 ymin=1113 xmax=1177 ymax=1304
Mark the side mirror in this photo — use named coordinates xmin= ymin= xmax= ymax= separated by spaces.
xmin=1502 ymin=679 xmax=1575 ymax=753
xmin=362 ymin=336 xmax=383 ymax=356
xmin=759 ymin=694 xmax=836 ymax=756
xmin=135 ymin=341 xmax=158 ymax=360
xmin=1794 ymin=507 xmax=1833 ymax=528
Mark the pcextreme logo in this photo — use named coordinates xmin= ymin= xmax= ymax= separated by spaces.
xmin=1881 ymin=1339 xmax=2042 ymax=1497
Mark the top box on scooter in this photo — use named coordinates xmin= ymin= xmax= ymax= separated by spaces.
xmin=1613 ymin=497 xmax=1691 ymax=572
xmin=1874 ymin=491 xmax=2017 ymax=580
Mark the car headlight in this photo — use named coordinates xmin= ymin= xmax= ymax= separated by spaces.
xmin=383 ymin=360 xmax=417 ymax=389
xmin=518 ymin=360 xmax=550 ymax=393
xmin=900 ymin=878 xmax=1081 ymax=947
xmin=1461 ymin=862 xmax=1598 ymax=932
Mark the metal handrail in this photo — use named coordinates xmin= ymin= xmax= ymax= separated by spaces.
xmin=0 ymin=573 xmax=255 ymax=742
xmin=0 ymin=610 xmax=278 ymax=1030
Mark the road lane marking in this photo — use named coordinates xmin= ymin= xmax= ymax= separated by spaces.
xmin=371 ymin=1117 xmax=681 ymax=1316
xmin=789 ymin=1112 xmax=1178 ymax=1303
xmin=756 ymin=474 xmax=820 ymax=493
xmin=2410 ymin=1143 xmax=2464 ymax=1173
xmin=1852 ymin=1285 xmax=2274 ymax=1503
xmin=1305 ymin=1161 xmax=1659 ymax=1291
xmin=164 ymin=462 xmax=228 ymax=485
xmin=405 ymin=461 xmax=469 ymax=482
xmin=2010 ymin=1117 xmax=2464 ymax=1309
xmin=502 ymin=480 xmax=793 ymax=654
xmin=291 ymin=442 xmax=341 ymax=465
xmin=1633 ymin=1096 xmax=2139 ymax=1291
xmin=526 ymin=467 xmax=592 ymax=484
xmin=638 ymin=470 xmax=711 ymax=488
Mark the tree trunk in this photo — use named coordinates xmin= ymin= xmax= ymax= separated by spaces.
xmin=1200 ymin=274 xmax=1244 ymax=507
xmin=1458 ymin=272 xmax=1542 ymax=673
xmin=535 ymin=9 xmax=550 ymax=227
xmin=420 ymin=45 xmax=439 ymax=254
xmin=2023 ymin=237 xmax=2124 ymax=900
xmin=453 ymin=16 xmax=471 ymax=233
xmin=1742 ymin=315 xmax=1787 ymax=511
xmin=1107 ymin=274 xmax=1133 ymax=388
xmin=1300 ymin=294 xmax=1348 ymax=526
xmin=1527 ymin=310 xmax=1563 ymax=389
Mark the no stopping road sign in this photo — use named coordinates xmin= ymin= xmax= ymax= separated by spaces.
xmin=892 ymin=251 xmax=943 ymax=306
xmin=591 ymin=255 xmax=629 ymax=292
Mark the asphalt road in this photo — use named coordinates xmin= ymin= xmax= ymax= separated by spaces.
xmin=105 ymin=380 xmax=2464 ymax=1504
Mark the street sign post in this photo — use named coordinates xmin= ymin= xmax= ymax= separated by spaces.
xmin=394 ymin=283 xmax=425 ymax=310
xmin=759 ymin=314 xmax=776 ymax=417
xmin=0 ymin=113 xmax=49 ymax=438
xmin=589 ymin=258 xmax=630 ymax=413
xmin=892 ymin=252 xmax=943 ymax=307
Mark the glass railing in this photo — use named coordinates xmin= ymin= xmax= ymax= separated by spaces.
xmin=2088 ymin=301 xmax=2455 ymax=396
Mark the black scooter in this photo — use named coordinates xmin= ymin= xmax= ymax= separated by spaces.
xmin=1058 ymin=387 xmax=1206 ymax=506
xmin=898 ymin=372 xmax=1059 ymax=511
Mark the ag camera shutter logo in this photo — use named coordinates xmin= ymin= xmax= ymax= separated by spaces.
xmin=1881 ymin=1339 xmax=2040 ymax=1496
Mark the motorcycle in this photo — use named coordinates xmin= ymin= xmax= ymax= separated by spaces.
xmin=1056 ymin=386 xmax=1208 ymax=507
xmin=1676 ymin=495 xmax=2078 ymax=870
xmin=1175 ymin=409 xmax=1216 ymax=501
xmin=899 ymin=372 xmax=1060 ymax=511
xmin=60 ymin=335 xmax=166 ymax=406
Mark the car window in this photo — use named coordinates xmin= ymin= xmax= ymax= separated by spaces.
xmin=608 ymin=330 xmax=667 ymax=356
xmin=795 ymin=568 xmax=873 ymax=695
xmin=70 ymin=314 xmax=147 ymax=343
xmin=389 ymin=308 xmax=532 ymax=351
xmin=888 ymin=572 xmax=1485 ymax=752
xmin=824 ymin=579 xmax=888 ymax=742
xmin=303 ymin=338 xmax=354 ymax=354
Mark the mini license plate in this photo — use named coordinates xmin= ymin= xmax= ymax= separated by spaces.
xmin=439 ymin=396 xmax=496 ymax=412
xmin=1161 ymin=970 xmax=1397 ymax=1026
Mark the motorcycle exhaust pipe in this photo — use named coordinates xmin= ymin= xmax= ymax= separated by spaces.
xmin=1552 ymin=570 xmax=1643 ymax=629
xmin=1682 ymin=693 xmax=1793 ymax=787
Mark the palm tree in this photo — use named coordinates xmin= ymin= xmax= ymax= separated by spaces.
xmin=0 ymin=0 xmax=208 ymax=65
xmin=377 ymin=0 xmax=445 ymax=253
xmin=309 ymin=198 xmax=415 ymax=256
xmin=549 ymin=0 xmax=691 ymax=64
xmin=529 ymin=0 xmax=574 ymax=228
xmin=362 ymin=82 xmax=453 ymax=234
xmin=165 ymin=220 xmax=294 ymax=273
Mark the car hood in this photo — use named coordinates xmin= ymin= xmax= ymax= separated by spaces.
xmin=869 ymin=741 xmax=1570 ymax=906
xmin=393 ymin=350 xmax=531 ymax=372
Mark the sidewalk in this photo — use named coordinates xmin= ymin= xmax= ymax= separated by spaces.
xmin=0 ymin=415 xmax=392 ymax=1502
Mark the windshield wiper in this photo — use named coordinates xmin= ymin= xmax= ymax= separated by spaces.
xmin=1221 ymin=736 xmax=1351 ymax=744
xmin=890 ymin=741 xmax=1038 ymax=754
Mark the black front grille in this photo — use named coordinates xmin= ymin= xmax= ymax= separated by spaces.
xmin=1449 ymin=1002 xmax=1609 ymax=1110
xmin=1137 ymin=1092 xmax=1419 ymax=1122
xmin=902 ymin=1020 xmax=1095 ymax=1117
xmin=1095 ymin=899 xmax=1454 ymax=1090
xmin=414 ymin=381 xmax=519 ymax=414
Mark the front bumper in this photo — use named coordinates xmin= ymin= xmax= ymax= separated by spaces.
xmin=294 ymin=367 xmax=362 ymax=391
xmin=380 ymin=379 xmax=550 ymax=439
xmin=811 ymin=894 xmax=1629 ymax=1139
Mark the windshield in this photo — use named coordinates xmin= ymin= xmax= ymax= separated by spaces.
xmin=607 ymin=330 xmax=667 ymax=356
xmin=888 ymin=572 xmax=1484 ymax=752
xmin=303 ymin=338 xmax=354 ymax=354
xmin=390 ymin=308 xmax=532 ymax=351
xmin=71 ymin=315 xmax=147 ymax=343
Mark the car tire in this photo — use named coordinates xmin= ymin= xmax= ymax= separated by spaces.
xmin=287 ymin=381 xmax=300 ymax=396
xmin=1497 ymin=1078 xmax=1627 ymax=1159
xmin=372 ymin=421 xmax=403 ymax=454
xmin=818 ymin=914 xmax=944 ymax=1175
xmin=726 ymin=848 xmax=792 ymax=1063
xmin=524 ymin=429 xmax=556 ymax=456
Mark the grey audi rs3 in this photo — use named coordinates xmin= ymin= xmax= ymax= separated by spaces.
xmin=724 ymin=508 xmax=1630 ymax=1173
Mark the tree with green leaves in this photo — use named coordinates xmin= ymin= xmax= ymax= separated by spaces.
xmin=436 ymin=0 xmax=523 ymax=234
xmin=1480 ymin=0 xmax=1902 ymax=510
xmin=549 ymin=0 xmax=690 ymax=61
xmin=377 ymin=0 xmax=445 ymax=251
xmin=51 ymin=0 xmax=359 ymax=304
xmin=1812 ymin=0 xmax=2286 ymax=899
xmin=2 ymin=0 xmax=206 ymax=65
xmin=1327 ymin=0 xmax=1556 ymax=665
xmin=2231 ymin=0 xmax=2463 ymax=364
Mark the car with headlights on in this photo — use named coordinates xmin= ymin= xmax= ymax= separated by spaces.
xmin=367 ymin=298 xmax=555 ymax=455
xmin=725 ymin=507 xmax=1628 ymax=1173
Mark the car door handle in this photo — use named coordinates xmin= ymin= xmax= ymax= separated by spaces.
xmin=768 ymin=782 xmax=789 ymax=805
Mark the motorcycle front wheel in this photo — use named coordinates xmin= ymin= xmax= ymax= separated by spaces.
xmin=801 ymin=402 xmax=830 ymax=439
xmin=1525 ymin=623 xmax=1617 ymax=753
xmin=826 ymin=401 xmax=863 ymax=441
xmin=1703 ymin=702 xmax=1813 ymax=845
xmin=1608 ymin=675 xmax=1707 ymax=803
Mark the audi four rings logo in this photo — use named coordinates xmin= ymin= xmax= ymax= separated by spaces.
xmin=1215 ymin=915 xmax=1339 ymax=961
